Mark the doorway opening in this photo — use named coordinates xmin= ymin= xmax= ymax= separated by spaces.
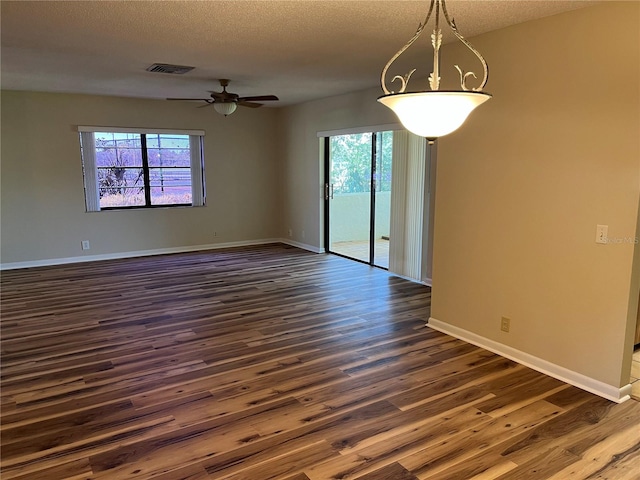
xmin=320 ymin=127 xmax=435 ymax=285
xmin=323 ymin=131 xmax=393 ymax=269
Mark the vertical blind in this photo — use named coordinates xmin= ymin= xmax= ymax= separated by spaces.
xmin=388 ymin=131 xmax=429 ymax=282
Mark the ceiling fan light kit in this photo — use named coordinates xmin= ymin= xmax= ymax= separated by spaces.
xmin=167 ymin=79 xmax=279 ymax=116
xmin=378 ymin=0 xmax=491 ymax=141
xmin=213 ymin=102 xmax=237 ymax=116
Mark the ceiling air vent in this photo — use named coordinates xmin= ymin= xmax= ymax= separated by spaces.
xmin=146 ymin=63 xmax=195 ymax=75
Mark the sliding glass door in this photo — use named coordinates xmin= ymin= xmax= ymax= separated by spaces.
xmin=373 ymin=131 xmax=393 ymax=268
xmin=325 ymin=131 xmax=393 ymax=268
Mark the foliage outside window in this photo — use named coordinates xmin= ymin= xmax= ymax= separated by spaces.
xmin=79 ymin=127 xmax=205 ymax=211
xmin=329 ymin=132 xmax=393 ymax=194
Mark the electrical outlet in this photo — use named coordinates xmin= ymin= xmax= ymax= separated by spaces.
xmin=501 ymin=316 xmax=511 ymax=333
xmin=81 ymin=240 xmax=90 ymax=250
xmin=288 ymin=229 xmax=293 ymax=237
xmin=301 ymin=230 xmax=305 ymax=239
xmin=213 ymin=231 xmax=218 ymax=237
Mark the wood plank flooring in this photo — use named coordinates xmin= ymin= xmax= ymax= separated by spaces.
xmin=1 ymin=243 xmax=639 ymax=479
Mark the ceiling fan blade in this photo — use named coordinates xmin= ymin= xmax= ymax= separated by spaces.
xmin=167 ymin=98 xmax=212 ymax=101
xmin=238 ymin=95 xmax=279 ymax=102
xmin=168 ymin=82 xmax=277 ymax=110
xmin=197 ymin=101 xmax=216 ymax=108
xmin=238 ymin=101 xmax=263 ymax=108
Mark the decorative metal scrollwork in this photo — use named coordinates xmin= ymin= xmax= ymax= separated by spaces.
xmin=380 ymin=0 xmax=489 ymax=95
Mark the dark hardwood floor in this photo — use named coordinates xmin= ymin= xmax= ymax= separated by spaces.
xmin=1 ymin=244 xmax=639 ymax=479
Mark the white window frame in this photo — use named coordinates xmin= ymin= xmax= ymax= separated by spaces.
xmin=78 ymin=126 xmax=206 ymax=211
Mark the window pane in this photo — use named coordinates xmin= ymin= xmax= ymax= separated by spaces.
xmin=330 ymin=133 xmax=373 ymax=194
xmin=147 ymin=148 xmax=190 ymax=167
xmin=146 ymin=134 xmax=190 ymax=149
xmin=94 ymin=132 xmax=141 ymax=147
xmin=99 ymin=187 xmax=146 ymax=208
xmin=95 ymin=148 xmax=143 ymax=168
xmin=95 ymin=132 xmax=143 ymax=167
xmin=97 ymin=167 xmax=144 ymax=188
xmin=148 ymin=168 xmax=192 ymax=187
xmin=150 ymin=187 xmax=192 ymax=205
xmin=147 ymin=134 xmax=190 ymax=167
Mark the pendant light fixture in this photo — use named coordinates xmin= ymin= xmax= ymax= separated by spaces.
xmin=378 ymin=0 xmax=491 ymax=141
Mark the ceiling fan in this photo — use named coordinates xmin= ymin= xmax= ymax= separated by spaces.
xmin=167 ymin=79 xmax=279 ymax=116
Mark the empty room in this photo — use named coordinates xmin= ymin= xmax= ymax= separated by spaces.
xmin=1 ymin=1 xmax=639 ymax=479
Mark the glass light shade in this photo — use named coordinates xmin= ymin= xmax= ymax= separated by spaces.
xmin=378 ymin=91 xmax=491 ymax=139
xmin=213 ymin=102 xmax=237 ymax=116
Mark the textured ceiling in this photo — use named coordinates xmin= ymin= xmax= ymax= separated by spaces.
xmin=1 ymin=1 xmax=598 ymax=106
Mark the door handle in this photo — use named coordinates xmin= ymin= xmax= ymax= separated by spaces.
xmin=325 ymin=183 xmax=335 ymax=200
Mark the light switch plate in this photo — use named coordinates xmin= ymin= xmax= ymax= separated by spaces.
xmin=596 ymin=225 xmax=608 ymax=244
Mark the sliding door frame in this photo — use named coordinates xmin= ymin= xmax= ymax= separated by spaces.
xmin=368 ymin=133 xmax=377 ymax=265
xmin=323 ymin=137 xmax=330 ymax=253
xmin=323 ymin=131 xmax=385 ymax=268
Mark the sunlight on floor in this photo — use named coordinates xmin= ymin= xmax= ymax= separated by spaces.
xmin=330 ymin=238 xmax=389 ymax=269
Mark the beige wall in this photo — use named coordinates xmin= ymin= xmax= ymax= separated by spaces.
xmin=1 ymin=91 xmax=281 ymax=264
xmin=431 ymin=2 xmax=639 ymax=387
xmin=277 ymin=88 xmax=398 ymax=247
xmin=278 ymin=2 xmax=639 ymax=390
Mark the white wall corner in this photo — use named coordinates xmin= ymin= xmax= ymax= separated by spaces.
xmin=428 ymin=317 xmax=632 ymax=404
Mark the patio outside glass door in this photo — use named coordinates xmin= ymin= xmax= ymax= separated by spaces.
xmin=325 ymin=131 xmax=393 ymax=268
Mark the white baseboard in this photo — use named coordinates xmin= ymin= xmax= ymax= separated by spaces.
xmin=428 ymin=317 xmax=631 ymax=404
xmin=279 ymin=239 xmax=324 ymax=254
xmin=385 ymin=271 xmax=430 ymax=286
xmin=0 ymin=238 xmax=323 ymax=270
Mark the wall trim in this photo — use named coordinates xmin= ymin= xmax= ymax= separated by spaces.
xmin=279 ymin=239 xmax=324 ymax=254
xmin=428 ymin=317 xmax=631 ymax=403
xmin=384 ymin=270 xmax=429 ymax=287
xmin=0 ymin=238 xmax=323 ymax=270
